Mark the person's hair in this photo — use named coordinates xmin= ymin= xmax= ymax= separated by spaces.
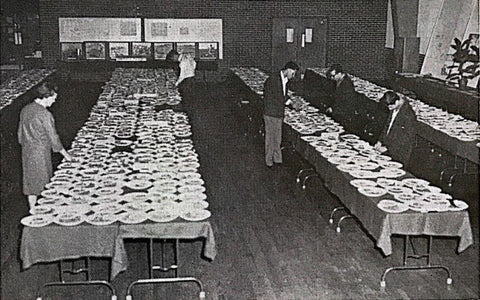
xmin=283 ymin=61 xmax=299 ymax=71
xmin=380 ymin=91 xmax=400 ymax=106
xmin=327 ymin=63 xmax=343 ymax=75
xmin=166 ymin=49 xmax=179 ymax=62
xmin=35 ymin=82 xmax=57 ymax=99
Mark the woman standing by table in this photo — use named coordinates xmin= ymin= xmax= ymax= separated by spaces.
xmin=18 ymin=82 xmax=71 ymax=209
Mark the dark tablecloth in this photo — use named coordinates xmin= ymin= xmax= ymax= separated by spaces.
xmin=21 ymin=221 xmax=216 ymax=280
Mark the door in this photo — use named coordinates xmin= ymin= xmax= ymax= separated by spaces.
xmin=272 ymin=17 xmax=327 ymax=74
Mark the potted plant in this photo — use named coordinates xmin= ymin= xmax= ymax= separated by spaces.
xmin=446 ymin=37 xmax=479 ymax=89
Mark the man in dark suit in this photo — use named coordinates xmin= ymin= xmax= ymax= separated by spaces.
xmin=374 ymin=91 xmax=417 ymax=166
xmin=263 ymin=61 xmax=299 ymax=167
xmin=325 ymin=64 xmax=360 ymax=133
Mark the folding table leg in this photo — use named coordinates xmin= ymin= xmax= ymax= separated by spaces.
xmin=126 ymin=239 xmax=206 ymax=299
xmin=296 ymin=168 xmax=315 ymax=183
xmin=36 ymin=257 xmax=117 ymax=300
xmin=302 ymin=173 xmax=319 ymax=189
xmin=380 ymin=235 xmax=452 ymax=287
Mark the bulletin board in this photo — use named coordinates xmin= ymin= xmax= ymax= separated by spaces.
xmin=144 ymin=19 xmax=223 ymax=59
xmin=59 ymin=18 xmax=142 ymax=42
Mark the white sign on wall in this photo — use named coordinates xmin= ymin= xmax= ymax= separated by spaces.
xmin=59 ymin=18 xmax=142 ymax=42
xmin=144 ymin=19 xmax=223 ymax=59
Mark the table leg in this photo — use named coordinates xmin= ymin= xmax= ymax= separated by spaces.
xmin=36 ymin=257 xmax=117 ymax=300
xmin=380 ymin=235 xmax=452 ymax=287
xmin=126 ymin=238 xmax=206 ymax=299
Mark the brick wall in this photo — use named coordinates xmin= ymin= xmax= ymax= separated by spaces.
xmin=39 ymin=0 xmax=388 ymax=80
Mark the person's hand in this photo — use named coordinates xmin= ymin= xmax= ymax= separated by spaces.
xmin=63 ymin=152 xmax=72 ymax=161
xmin=374 ymin=142 xmax=387 ymax=153
xmin=60 ymin=149 xmax=72 ymax=161
xmin=326 ymin=107 xmax=332 ymax=114
xmin=285 ymin=99 xmax=292 ymax=106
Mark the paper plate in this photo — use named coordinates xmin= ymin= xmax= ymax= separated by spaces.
xmin=21 ymin=214 xmax=55 ymax=227
xmin=178 ymin=192 xmax=207 ymax=201
xmin=380 ymin=168 xmax=406 ymax=178
xmin=148 ymin=209 xmax=179 ymax=223
xmin=118 ymin=211 xmax=148 ymax=224
xmin=402 ymin=178 xmax=430 ymax=188
xmin=54 ymin=212 xmax=85 ymax=226
xmin=85 ymin=212 xmax=118 ymax=225
xmin=377 ymin=200 xmax=409 ymax=214
xmin=29 ymin=205 xmax=56 ymax=215
xmin=149 ymin=192 xmax=178 ymax=203
xmin=449 ymin=200 xmax=469 ymax=211
xmin=177 ymin=200 xmax=209 ymax=211
xmin=379 ymin=161 xmax=403 ymax=169
xmin=350 ymin=179 xmax=378 ymax=188
xmin=180 ymin=209 xmax=211 ymax=221
xmin=358 ymin=186 xmax=387 ymax=197
xmin=122 ymin=192 xmax=150 ymax=202
xmin=123 ymin=201 xmax=152 ymax=212
xmin=178 ymin=185 xmax=206 ymax=194
xmin=124 ymin=179 xmax=153 ymax=190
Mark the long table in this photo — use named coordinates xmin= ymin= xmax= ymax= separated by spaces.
xmin=284 ymin=125 xmax=473 ymax=256
xmin=394 ymin=74 xmax=479 ymax=121
xmin=19 ymin=68 xmax=216 ymax=299
xmin=303 ymin=68 xmax=479 ymax=164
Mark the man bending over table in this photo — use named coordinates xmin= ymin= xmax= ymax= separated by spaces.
xmin=374 ymin=91 xmax=417 ymax=167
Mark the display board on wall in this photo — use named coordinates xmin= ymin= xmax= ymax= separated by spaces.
xmin=144 ymin=19 xmax=223 ymax=59
xmin=59 ymin=18 xmax=142 ymax=42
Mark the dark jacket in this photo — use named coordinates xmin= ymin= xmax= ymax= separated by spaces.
xmin=379 ymin=101 xmax=417 ymax=165
xmin=263 ymin=72 xmax=287 ymax=118
xmin=331 ymin=75 xmax=357 ymax=121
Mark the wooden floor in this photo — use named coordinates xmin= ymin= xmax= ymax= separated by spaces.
xmin=1 ymin=80 xmax=478 ymax=299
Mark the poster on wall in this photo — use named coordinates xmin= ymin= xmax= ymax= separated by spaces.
xmin=59 ymin=18 xmax=141 ymax=42
xmin=61 ymin=43 xmax=83 ymax=60
xmin=144 ymin=19 xmax=223 ymax=59
xmin=85 ymin=42 xmax=106 ymax=59
xmin=198 ymin=42 xmax=218 ymax=60
xmin=109 ymin=42 xmax=129 ymax=59
xmin=176 ymin=43 xmax=195 ymax=56
xmin=132 ymin=43 xmax=152 ymax=57
xmin=151 ymin=22 xmax=168 ymax=37
xmin=154 ymin=43 xmax=173 ymax=59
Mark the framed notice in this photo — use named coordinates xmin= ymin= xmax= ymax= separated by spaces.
xmin=85 ymin=42 xmax=106 ymax=59
xmin=59 ymin=18 xmax=141 ymax=42
xmin=61 ymin=43 xmax=83 ymax=60
xmin=109 ymin=42 xmax=129 ymax=59
xmin=198 ymin=42 xmax=218 ymax=60
xmin=176 ymin=42 xmax=195 ymax=56
xmin=132 ymin=43 xmax=152 ymax=57
xmin=154 ymin=43 xmax=173 ymax=60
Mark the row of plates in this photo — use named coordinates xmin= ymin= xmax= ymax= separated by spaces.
xmin=21 ymin=206 xmax=211 ymax=227
xmin=282 ymin=91 xmax=468 ymax=214
xmin=0 ymin=69 xmax=54 ymax=111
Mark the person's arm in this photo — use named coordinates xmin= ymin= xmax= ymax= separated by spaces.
xmin=60 ymin=148 xmax=72 ymax=161
xmin=43 ymin=112 xmax=65 ymax=153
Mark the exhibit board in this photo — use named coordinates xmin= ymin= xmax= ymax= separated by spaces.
xmin=59 ymin=18 xmax=142 ymax=42
xmin=144 ymin=19 xmax=223 ymax=59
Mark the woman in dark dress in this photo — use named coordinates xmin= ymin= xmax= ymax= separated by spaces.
xmin=18 ymin=82 xmax=71 ymax=209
